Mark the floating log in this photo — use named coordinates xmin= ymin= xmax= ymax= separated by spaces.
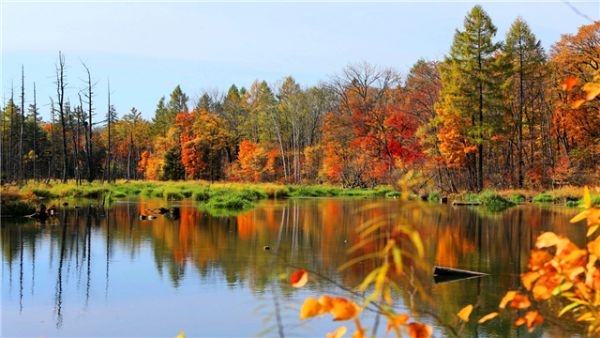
xmin=433 ymin=266 xmax=487 ymax=283
xmin=452 ymin=201 xmax=481 ymax=206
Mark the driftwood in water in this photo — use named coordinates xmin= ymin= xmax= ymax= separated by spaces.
xmin=433 ymin=265 xmax=487 ymax=283
xmin=452 ymin=201 xmax=481 ymax=206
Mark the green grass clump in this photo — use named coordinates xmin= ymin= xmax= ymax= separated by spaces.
xmin=479 ymin=190 xmax=515 ymax=212
xmin=191 ymin=188 xmax=210 ymax=201
xmin=385 ymin=191 xmax=402 ymax=198
xmin=510 ymin=193 xmax=526 ymax=204
xmin=533 ymin=193 xmax=555 ymax=203
xmin=163 ymin=188 xmax=184 ymax=201
xmin=79 ymin=187 xmax=109 ymax=198
xmin=207 ymin=194 xmax=253 ymax=210
xmin=428 ymin=191 xmax=441 ymax=203
xmin=465 ymin=192 xmax=481 ymax=203
xmin=31 ymin=188 xmax=57 ymax=199
xmin=151 ymin=188 xmax=165 ymax=198
xmin=112 ymin=190 xmax=128 ymax=198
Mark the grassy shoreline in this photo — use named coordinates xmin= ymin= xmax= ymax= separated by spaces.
xmin=1 ymin=180 xmax=598 ymax=217
xmin=1 ymin=180 xmax=402 ymax=216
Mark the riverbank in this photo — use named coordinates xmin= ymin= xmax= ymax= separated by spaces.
xmin=0 ymin=180 xmax=402 ymax=216
xmin=1 ymin=180 xmax=597 ymax=217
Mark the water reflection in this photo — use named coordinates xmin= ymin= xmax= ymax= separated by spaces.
xmin=1 ymin=198 xmax=586 ymax=337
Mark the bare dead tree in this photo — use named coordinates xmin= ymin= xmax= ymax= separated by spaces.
xmin=106 ymin=80 xmax=113 ymax=183
xmin=82 ymin=63 xmax=95 ymax=182
xmin=32 ymin=82 xmax=38 ymax=181
xmin=18 ymin=66 xmax=25 ymax=182
xmin=8 ymin=86 xmax=16 ymax=181
xmin=56 ymin=51 xmax=68 ymax=183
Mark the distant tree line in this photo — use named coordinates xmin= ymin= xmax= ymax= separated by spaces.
xmin=2 ymin=6 xmax=599 ymax=191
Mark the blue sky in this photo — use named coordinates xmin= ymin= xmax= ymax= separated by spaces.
xmin=2 ymin=1 xmax=599 ymax=120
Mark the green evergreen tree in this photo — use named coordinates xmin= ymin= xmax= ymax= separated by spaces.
xmin=437 ymin=5 xmax=501 ymax=191
xmin=161 ymin=146 xmax=185 ymax=180
xmin=504 ymin=17 xmax=546 ymax=187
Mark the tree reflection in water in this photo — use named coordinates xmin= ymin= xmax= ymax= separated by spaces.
xmin=0 ymin=198 xmax=587 ymax=336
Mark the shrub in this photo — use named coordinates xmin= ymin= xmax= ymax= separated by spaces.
xmin=428 ymin=191 xmax=441 ymax=203
xmin=31 ymin=188 xmax=57 ymax=199
xmin=191 ymin=189 xmax=210 ymax=201
xmin=164 ymin=188 xmax=184 ymax=201
xmin=385 ymin=191 xmax=402 ymax=198
xmin=479 ymin=190 xmax=515 ymax=212
xmin=208 ymin=195 xmax=252 ymax=210
xmin=533 ymin=193 xmax=555 ymax=203
xmin=509 ymin=193 xmax=526 ymax=204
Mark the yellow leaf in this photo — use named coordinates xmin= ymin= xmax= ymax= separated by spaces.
xmin=300 ymin=297 xmax=322 ymax=320
xmin=290 ymin=269 xmax=308 ymax=288
xmin=499 ymin=291 xmax=517 ymax=309
xmin=478 ymin=312 xmax=499 ymax=324
xmin=584 ymin=186 xmax=592 ymax=208
xmin=583 ymin=82 xmax=600 ymax=101
xmin=571 ymin=211 xmax=589 ymax=224
xmin=457 ymin=304 xmax=473 ymax=322
xmin=175 ymin=330 xmax=186 ymax=338
xmin=326 ymin=326 xmax=347 ymax=338
xmin=536 ymin=232 xmax=559 ymax=248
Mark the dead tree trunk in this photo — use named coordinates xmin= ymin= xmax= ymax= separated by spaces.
xmin=56 ymin=52 xmax=68 ymax=183
xmin=18 ymin=66 xmax=25 ymax=183
xmin=83 ymin=64 xmax=94 ymax=182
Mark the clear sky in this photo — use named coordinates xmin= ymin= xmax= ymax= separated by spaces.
xmin=2 ymin=1 xmax=599 ymax=120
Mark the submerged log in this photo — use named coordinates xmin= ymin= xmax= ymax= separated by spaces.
xmin=452 ymin=201 xmax=481 ymax=206
xmin=433 ymin=265 xmax=487 ymax=283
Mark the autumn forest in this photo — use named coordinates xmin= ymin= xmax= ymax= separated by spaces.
xmin=2 ymin=6 xmax=599 ymax=192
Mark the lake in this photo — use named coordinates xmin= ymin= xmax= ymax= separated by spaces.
xmin=1 ymin=198 xmax=586 ymax=337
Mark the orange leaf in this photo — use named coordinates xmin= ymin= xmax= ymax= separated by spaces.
xmin=326 ymin=326 xmax=347 ymax=338
xmin=532 ymin=284 xmax=551 ymax=300
xmin=510 ymin=294 xmax=532 ymax=309
xmin=331 ymin=298 xmax=360 ymax=321
xmin=521 ymin=272 xmax=540 ymax=291
xmin=478 ymin=312 xmax=499 ymax=324
xmin=528 ymin=250 xmax=552 ymax=271
xmin=290 ymin=269 xmax=308 ymax=288
xmin=536 ymin=232 xmax=560 ymax=248
xmin=561 ymin=77 xmax=579 ymax=91
xmin=386 ymin=314 xmax=409 ymax=333
xmin=457 ymin=304 xmax=473 ymax=322
xmin=407 ymin=322 xmax=433 ymax=338
xmin=499 ymin=291 xmax=517 ymax=309
xmin=319 ymin=295 xmax=334 ymax=313
xmin=589 ymin=237 xmax=600 ymax=257
xmin=300 ymin=297 xmax=322 ymax=320
xmin=572 ymin=99 xmax=586 ymax=109
xmin=515 ymin=311 xmax=544 ymax=332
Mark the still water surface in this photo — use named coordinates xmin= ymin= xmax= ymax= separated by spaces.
xmin=1 ymin=198 xmax=586 ymax=337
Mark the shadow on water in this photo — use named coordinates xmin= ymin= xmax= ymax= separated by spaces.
xmin=0 ymin=198 xmax=588 ymax=336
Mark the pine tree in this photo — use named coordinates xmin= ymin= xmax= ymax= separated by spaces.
xmin=436 ymin=5 xmax=501 ymax=191
xmin=504 ymin=17 xmax=546 ymax=187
